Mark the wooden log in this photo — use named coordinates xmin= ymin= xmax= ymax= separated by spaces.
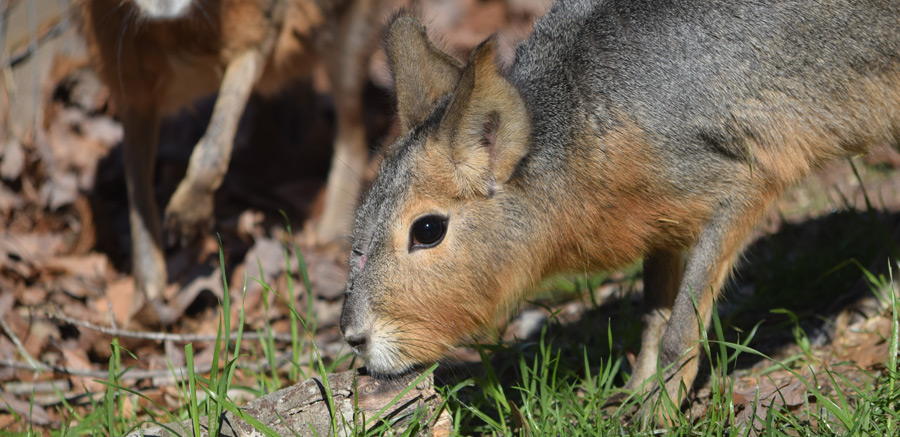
xmin=129 ymin=369 xmax=450 ymax=437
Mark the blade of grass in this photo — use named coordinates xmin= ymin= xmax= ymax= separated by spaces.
xmin=224 ymin=273 xmax=248 ymax=390
xmin=276 ymin=292 xmax=340 ymax=433
xmin=257 ymin=258 xmax=282 ymax=390
xmin=185 ymin=343 xmax=201 ymax=437
xmin=279 ymin=216 xmax=303 ymax=382
xmin=280 ymin=212 xmax=316 ymax=335
xmin=708 ymin=339 xmax=854 ymax=429
xmin=95 ymin=380 xmax=181 ymax=431
xmin=105 ymin=337 xmax=121 ymax=436
xmin=888 ymin=262 xmax=898 ymax=435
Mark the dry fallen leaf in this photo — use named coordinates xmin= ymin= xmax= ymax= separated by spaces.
xmin=734 ymin=378 xmax=808 ymax=434
xmin=98 ymin=277 xmax=137 ymax=327
xmin=45 ymin=253 xmax=109 ymax=278
xmin=0 ymin=233 xmax=66 ymax=279
xmin=0 ymin=392 xmax=52 ymax=426
xmin=0 ymin=185 xmax=24 ymax=220
xmin=0 ymin=139 xmax=26 ymax=181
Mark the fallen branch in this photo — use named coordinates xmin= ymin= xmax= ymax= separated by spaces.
xmin=0 ymin=356 xmax=206 ymax=379
xmin=129 ymin=369 xmax=451 ymax=437
xmin=0 ymin=351 xmax=293 ymax=382
xmin=45 ymin=310 xmax=296 ymax=343
xmin=0 ymin=313 xmax=42 ymax=370
xmin=2 ymin=5 xmax=68 ymax=70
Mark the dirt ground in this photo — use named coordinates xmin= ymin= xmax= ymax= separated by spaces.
xmin=1 ymin=0 xmax=899 ymax=432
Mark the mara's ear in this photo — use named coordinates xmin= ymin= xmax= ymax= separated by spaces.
xmin=437 ymin=38 xmax=531 ymax=198
xmin=387 ymin=16 xmax=463 ymax=130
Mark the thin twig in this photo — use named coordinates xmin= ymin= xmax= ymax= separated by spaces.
xmin=0 ymin=356 xmax=170 ymax=378
xmin=0 ymin=0 xmax=9 ymax=138
xmin=107 ymin=301 xmax=117 ymax=331
xmin=0 ymin=312 xmax=42 ymax=370
xmin=0 ymin=351 xmax=296 ymax=380
xmin=45 ymin=310 xmax=297 ymax=343
xmin=0 ymin=0 xmax=8 ymax=60
xmin=22 ymin=384 xmax=169 ymax=409
xmin=1 ymin=7 xmax=67 ymax=69
xmin=2 ymin=378 xmax=71 ymax=395
xmin=27 ymin=0 xmax=38 ymax=137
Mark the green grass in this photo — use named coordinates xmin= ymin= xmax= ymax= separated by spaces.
xmin=6 ymin=219 xmax=900 ymax=435
xmin=9 ymin=255 xmax=898 ymax=435
xmin=12 ymin=225 xmax=432 ymax=436
xmin=435 ymin=261 xmax=900 ymax=435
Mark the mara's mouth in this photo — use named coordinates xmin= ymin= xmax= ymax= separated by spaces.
xmin=358 ymin=340 xmax=417 ymax=378
xmin=133 ymin=0 xmax=194 ymax=20
xmin=355 ymin=328 xmax=454 ymax=378
xmin=348 ymin=317 xmax=463 ymax=378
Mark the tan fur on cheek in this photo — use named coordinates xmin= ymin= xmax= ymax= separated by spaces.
xmin=366 ymin=190 xmax=533 ymax=366
xmin=375 ymin=269 xmax=511 ymax=367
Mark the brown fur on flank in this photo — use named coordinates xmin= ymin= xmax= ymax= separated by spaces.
xmin=79 ymin=0 xmax=387 ymax=323
xmin=340 ymin=0 xmax=900 ymax=425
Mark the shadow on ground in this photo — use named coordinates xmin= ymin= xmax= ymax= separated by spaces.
xmin=433 ymin=205 xmax=900 ymax=414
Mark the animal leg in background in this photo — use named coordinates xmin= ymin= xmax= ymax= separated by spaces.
xmin=164 ymin=50 xmax=264 ymax=247
xmin=120 ymin=103 xmax=168 ymax=322
xmin=315 ymin=0 xmax=378 ymax=244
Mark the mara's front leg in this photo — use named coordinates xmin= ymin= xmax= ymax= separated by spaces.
xmin=631 ymin=192 xmax=776 ymax=426
xmin=164 ymin=50 xmax=263 ymax=247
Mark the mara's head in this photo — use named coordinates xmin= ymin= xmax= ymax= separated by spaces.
xmin=340 ymin=16 xmax=541 ymax=376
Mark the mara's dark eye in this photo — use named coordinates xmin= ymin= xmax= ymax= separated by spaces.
xmin=410 ymin=215 xmax=448 ymax=249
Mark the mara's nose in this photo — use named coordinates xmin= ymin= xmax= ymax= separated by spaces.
xmin=340 ymin=289 xmax=370 ymax=353
xmin=340 ymin=303 xmax=369 ymax=354
xmin=342 ymin=329 xmax=369 ymax=354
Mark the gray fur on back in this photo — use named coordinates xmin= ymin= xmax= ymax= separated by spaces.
xmin=510 ymin=0 xmax=900 ymax=185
